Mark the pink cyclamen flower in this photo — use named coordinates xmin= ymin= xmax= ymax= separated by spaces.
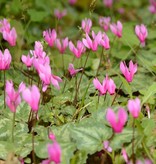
xmin=55 ymin=37 xmax=68 ymax=54
xmin=103 ymin=141 xmax=112 ymax=152
xmin=54 ymin=9 xmax=67 ymax=20
xmin=93 ymin=75 xmax=116 ymax=95
xmin=21 ymin=54 xmax=34 ymax=68
xmin=110 ymin=21 xmax=123 ymax=38
xmin=2 ymin=27 xmax=17 ymax=46
xmin=99 ymin=17 xmax=111 ymax=31
xmin=43 ymin=29 xmax=57 ymax=47
xmin=38 ymin=64 xmax=62 ymax=92
xmin=106 ymin=108 xmax=127 ymax=133
xmin=31 ymin=41 xmax=46 ymax=58
xmin=127 ymin=98 xmax=141 ymax=118
xmin=135 ymin=24 xmax=148 ymax=47
xmin=0 ymin=49 xmax=12 ymax=70
xmin=69 ymin=40 xmax=86 ymax=58
xmin=0 ymin=19 xmax=10 ymax=33
xmin=69 ymin=0 xmax=77 ymax=5
xmin=120 ymin=60 xmax=137 ymax=83
xmin=100 ymin=33 xmax=110 ymax=50
xmin=22 ymin=85 xmax=40 ymax=111
xmin=82 ymin=31 xmax=102 ymax=51
xmin=42 ymin=142 xmax=61 ymax=164
xmin=68 ymin=63 xmax=82 ymax=76
xmin=5 ymin=81 xmax=25 ymax=112
xmin=81 ymin=18 xmax=92 ymax=34
xmin=121 ymin=148 xmax=128 ymax=163
xmin=149 ymin=0 xmax=156 ymax=14
xmin=103 ymin=0 xmax=113 ymax=8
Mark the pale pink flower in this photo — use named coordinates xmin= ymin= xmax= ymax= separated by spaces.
xmin=22 ymin=85 xmax=40 ymax=111
xmin=110 ymin=21 xmax=123 ymax=38
xmin=69 ymin=0 xmax=77 ymax=5
xmin=69 ymin=40 xmax=86 ymax=58
xmin=0 ymin=19 xmax=10 ymax=33
xmin=0 ymin=49 xmax=12 ymax=70
xmin=43 ymin=29 xmax=57 ymax=47
xmin=93 ymin=75 xmax=116 ymax=95
xmin=55 ymin=37 xmax=68 ymax=54
xmin=68 ymin=63 xmax=82 ymax=76
xmin=82 ymin=31 xmax=102 ymax=51
xmin=121 ymin=148 xmax=128 ymax=163
xmin=136 ymin=159 xmax=152 ymax=164
xmin=135 ymin=24 xmax=148 ymax=47
xmin=3 ymin=27 xmax=17 ymax=46
xmin=33 ymin=56 xmax=50 ymax=73
xmin=38 ymin=64 xmax=62 ymax=92
xmin=21 ymin=54 xmax=34 ymax=68
xmin=103 ymin=0 xmax=113 ymax=8
xmin=5 ymin=81 xmax=25 ymax=112
xmin=103 ymin=141 xmax=112 ymax=152
xmin=54 ymin=9 xmax=67 ymax=19
xmin=81 ymin=18 xmax=92 ymax=34
xmin=100 ymin=33 xmax=110 ymax=50
xmin=42 ymin=142 xmax=61 ymax=164
xmin=127 ymin=98 xmax=141 ymax=118
xmin=106 ymin=108 xmax=127 ymax=133
xmin=31 ymin=41 xmax=46 ymax=58
xmin=149 ymin=0 xmax=156 ymax=14
xmin=120 ymin=60 xmax=137 ymax=83
xmin=99 ymin=17 xmax=111 ymax=31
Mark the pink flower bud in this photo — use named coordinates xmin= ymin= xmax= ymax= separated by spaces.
xmin=127 ymin=98 xmax=141 ymax=118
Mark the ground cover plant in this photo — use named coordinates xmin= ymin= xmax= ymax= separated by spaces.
xmin=0 ymin=0 xmax=156 ymax=163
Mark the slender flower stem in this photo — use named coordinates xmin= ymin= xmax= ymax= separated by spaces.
xmin=73 ymin=51 xmax=90 ymax=105
xmin=12 ymin=112 xmax=16 ymax=143
xmin=61 ymin=54 xmax=65 ymax=75
xmin=132 ymin=118 xmax=135 ymax=164
xmin=111 ymin=82 xmax=123 ymax=106
xmin=3 ymin=70 xmax=6 ymax=108
xmin=32 ymin=111 xmax=37 ymax=164
xmin=96 ymin=48 xmax=104 ymax=76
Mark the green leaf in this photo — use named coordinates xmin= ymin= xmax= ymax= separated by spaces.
xmin=27 ymin=9 xmax=49 ymax=22
xmin=118 ymin=73 xmax=132 ymax=98
xmin=110 ymin=128 xmax=133 ymax=150
xmin=141 ymin=82 xmax=156 ymax=106
xmin=70 ymin=118 xmax=112 ymax=154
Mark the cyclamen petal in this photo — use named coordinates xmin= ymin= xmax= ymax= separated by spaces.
xmin=22 ymin=85 xmax=40 ymax=111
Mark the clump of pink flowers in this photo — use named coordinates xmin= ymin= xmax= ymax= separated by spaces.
xmin=99 ymin=16 xmax=111 ymax=31
xmin=93 ymin=75 xmax=116 ymax=95
xmin=0 ymin=18 xmax=17 ymax=46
